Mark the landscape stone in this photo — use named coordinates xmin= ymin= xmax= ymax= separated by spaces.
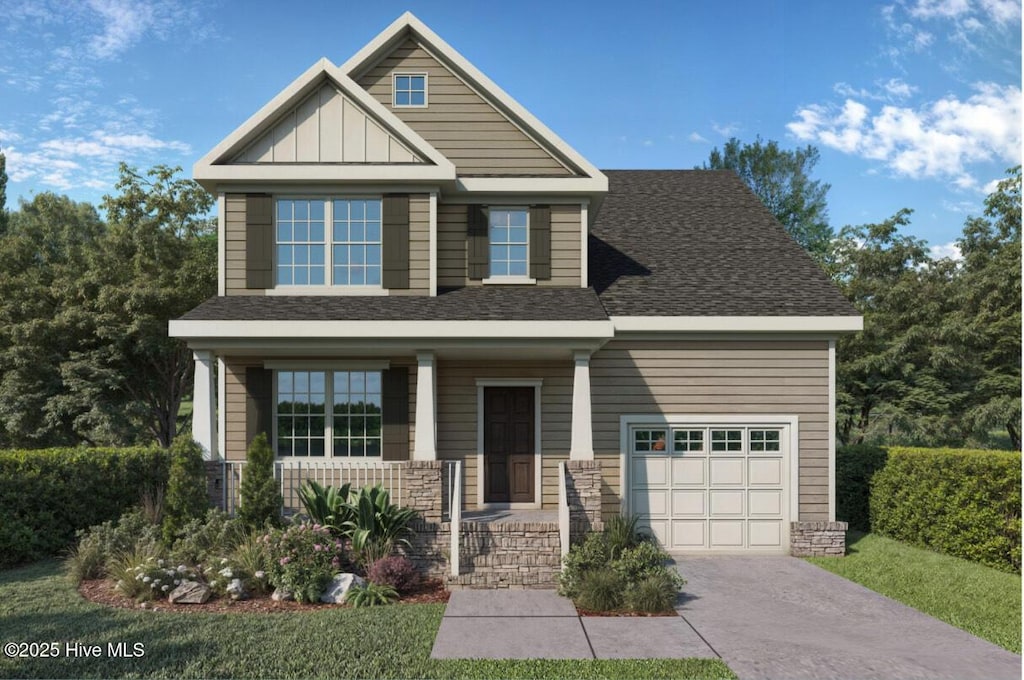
xmin=226 ymin=578 xmax=247 ymax=600
xmin=168 ymin=580 xmax=211 ymax=604
xmin=271 ymin=587 xmax=293 ymax=601
xmin=320 ymin=573 xmax=365 ymax=603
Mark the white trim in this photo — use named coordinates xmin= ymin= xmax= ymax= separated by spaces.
xmin=341 ymin=12 xmax=607 ymax=184
xmin=263 ymin=360 xmax=390 ymax=370
xmin=216 ymin=356 xmax=226 ymax=461
xmin=455 ymin=177 xmax=607 ymax=193
xmin=828 ymin=338 xmax=837 ymax=522
xmin=569 ymin=350 xmax=593 ymax=460
xmin=482 ymin=276 xmax=537 ymax=285
xmin=264 ymin=286 xmax=389 ymax=296
xmin=413 ymin=351 xmax=437 ymax=460
xmin=611 ymin=316 xmax=864 ymax=333
xmin=579 ymin=201 xmax=588 ymax=289
xmin=169 ymin=319 xmax=616 ymax=341
xmin=198 ymin=165 xmax=454 ymax=184
xmin=475 ymin=379 xmax=543 ymax=509
xmin=619 ymin=414 xmax=799 ymax=553
xmin=391 ymin=72 xmax=428 ymax=108
xmin=428 ymin=191 xmax=438 ymax=297
xmin=217 ymin=194 xmax=226 ymax=296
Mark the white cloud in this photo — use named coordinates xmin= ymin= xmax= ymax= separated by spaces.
xmin=712 ymin=121 xmax=741 ymax=137
xmin=929 ymin=240 xmax=964 ymax=260
xmin=909 ymin=0 xmax=972 ymax=20
xmin=788 ymin=82 xmax=1021 ymax=187
xmin=883 ymin=78 xmax=917 ymax=99
xmin=981 ymin=177 xmax=1002 ymax=194
xmin=688 ymin=132 xmax=710 ymax=143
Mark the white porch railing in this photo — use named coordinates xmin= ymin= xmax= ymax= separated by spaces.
xmin=558 ymin=461 xmax=570 ymax=559
xmin=222 ymin=460 xmax=406 ymax=516
xmin=447 ymin=460 xmax=462 ymax=577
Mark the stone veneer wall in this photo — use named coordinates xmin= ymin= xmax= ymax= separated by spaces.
xmin=564 ymin=460 xmax=604 ymax=539
xmin=447 ymin=520 xmax=562 ymax=589
xmin=790 ymin=521 xmax=848 ymax=556
xmin=205 ymin=461 xmax=225 ymax=511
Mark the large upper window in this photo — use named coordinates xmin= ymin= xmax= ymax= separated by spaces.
xmin=275 ymin=198 xmax=381 ymax=287
xmin=392 ymin=73 xmax=427 ymax=107
xmin=276 ymin=370 xmax=382 ymax=458
xmin=488 ymin=208 xmax=528 ymax=277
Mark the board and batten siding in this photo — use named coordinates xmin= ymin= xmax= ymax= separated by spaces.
xmin=589 ymin=340 xmax=831 ymax=522
xmin=437 ymin=202 xmax=581 ymax=288
xmin=435 ymin=360 xmax=573 ymax=510
xmin=224 ymin=193 xmax=430 ymax=296
xmin=356 ymin=39 xmax=573 ymax=176
xmin=222 ymin=357 xmax=417 ymax=462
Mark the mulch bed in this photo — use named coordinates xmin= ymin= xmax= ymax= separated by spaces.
xmin=78 ymin=578 xmax=449 ymax=614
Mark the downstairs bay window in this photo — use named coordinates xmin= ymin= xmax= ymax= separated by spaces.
xmin=275 ymin=370 xmax=382 ymax=458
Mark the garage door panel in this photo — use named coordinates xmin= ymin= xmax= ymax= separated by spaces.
xmin=710 ymin=520 xmax=744 ymax=547
xmin=640 ymin=519 xmax=669 ymax=546
xmin=749 ymin=458 xmax=782 ymax=486
xmin=709 ymin=489 xmax=744 ymax=516
xmin=633 ymin=457 xmax=669 ymax=487
xmin=672 ymin=489 xmax=706 ymax=515
xmin=671 ymin=458 xmax=705 ymax=486
xmin=634 ymin=488 xmax=668 ymax=517
xmin=748 ymin=520 xmax=783 ymax=547
xmin=748 ymin=489 xmax=782 ymax=516
xmin=671 ymin=520 xmax=706 ymax=549
xmin=709 ymin=458 xmax=744 ymax=486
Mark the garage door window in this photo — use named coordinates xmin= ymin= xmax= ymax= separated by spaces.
xmin=710 ymin=429 xmax=743 ymax=452
xmin=634 ymin=429 xmax=668 ymax=452
xmin=673 ymin=429 xmax=704 ymax=453
xmin=750 ymin=430 xmax=781 ymax=452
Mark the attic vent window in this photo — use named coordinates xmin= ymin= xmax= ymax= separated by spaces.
xmin=393 ymin=73 xmax=427 ymax=107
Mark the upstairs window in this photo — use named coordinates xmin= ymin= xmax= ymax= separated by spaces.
xmin=393 ymin=73 xmax=427 ymax=107
xmin=275 ymin=198 xmax=381 ymax=287
xmin=488 ymin=208 xmax=528 ymax=277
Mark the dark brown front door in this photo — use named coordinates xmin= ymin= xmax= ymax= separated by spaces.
xmin=484 ymin=386 xmax=535 ymax=503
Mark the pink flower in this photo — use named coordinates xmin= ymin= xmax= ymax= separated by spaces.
xmin=279 ymin=557 xmax=290 ymax=566
xmin=314 ymin=544 xmax=323 ymax=551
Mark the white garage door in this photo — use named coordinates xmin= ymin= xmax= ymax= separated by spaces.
xmin=628 ymin=423 xmax=791 ymax=552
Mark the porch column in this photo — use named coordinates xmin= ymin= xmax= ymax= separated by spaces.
xmin=570 ymin=350 xmax=594 ymax=460
xmin=191 ymin=350 xmax=218 ymax=460
xmin=413 ymin=351 xmax=437 ymax=460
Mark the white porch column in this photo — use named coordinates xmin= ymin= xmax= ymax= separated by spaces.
xmin=570 ymin=350 xmax=594 ymax=460
xmin=191 ymin=350 xmax=218 ymax=460
xmin=413 ymin=351 xmax=437 ymax=460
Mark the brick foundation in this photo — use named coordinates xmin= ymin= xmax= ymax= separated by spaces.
xmin=790 ymin=521 xmax=848 ymax=556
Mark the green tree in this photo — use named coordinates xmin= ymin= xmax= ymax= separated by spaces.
xmin=701 ymin=137 xmax=833 ymax=259
xmin=238 ymin=433 xmax=282 ymax=529
xmin=162 ymin=436 xmax=210 ymax=544
xmin=0 ymin=150 xmax=8 ymax=234
xmin=62 ymin=164 xmax=216 ymax=446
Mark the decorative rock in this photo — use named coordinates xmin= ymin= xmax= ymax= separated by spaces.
xmin=319 ymin=573 xmax=365 ymax=604
xmin=226 ymin=578 xmax=247 ymax=601
xmin=271 ymin=587 xmax=293 ymax=602
xmin=168 ymin=580 xmax=211 ymax=604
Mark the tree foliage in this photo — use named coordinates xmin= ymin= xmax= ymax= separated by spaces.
xmin=0 ymin=150 xmax=8 ymax=234
xmin=702 ymin=136 xmax=833 ymax=259
xmin=162 ymin=436 xmax=210 ymax=544
xmin=238 ymin=433 xmax=282 ymax=529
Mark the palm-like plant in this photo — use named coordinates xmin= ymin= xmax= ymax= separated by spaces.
xmin=341 ymin=484 xmax=419 ymax=567
xmin=296 ymin=480 xmax=353 ymax=532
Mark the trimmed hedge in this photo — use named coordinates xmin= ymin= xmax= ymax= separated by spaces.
xmin=869 ymin=447 xmax=1021 ymax=573
xmin=836 ymin=445 xmax=889 ymax=531
xmin=0 ymin=447 xmax=170 ymax=567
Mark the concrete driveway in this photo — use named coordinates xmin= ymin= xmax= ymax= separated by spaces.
xmin=675 ymin=556 xmax=1021 ymax=680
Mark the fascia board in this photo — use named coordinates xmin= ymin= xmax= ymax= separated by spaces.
xmin=341 ymin=12 xmax=607 ymax=184
xmin=610 ymin=316 xmax=864 ymax=333
xmin=169 ymin=319 xmax=615 ymax=340
xmin=196 ymin=164 xmax=455 ymax=183
xmin=455 ymin=177 xmax=608 ymax=194
xmin=193 ymin=57 xmax=454 ymax=180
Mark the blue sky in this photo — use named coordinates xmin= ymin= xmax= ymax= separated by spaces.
xmin=1 ymin=0 xmax=1020 ymax=256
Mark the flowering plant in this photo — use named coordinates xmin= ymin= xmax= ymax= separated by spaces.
xmin=116 ymin=558 xmax=197 ymax=602
xmin=263 ymin=523 xmax=345 ymax=603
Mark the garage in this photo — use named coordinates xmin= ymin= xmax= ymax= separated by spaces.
xmin=625 ymin=418 xmax=796 ymax=552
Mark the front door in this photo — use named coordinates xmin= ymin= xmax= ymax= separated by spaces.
xmin=483 ymin=386 xmax=535 ymax=503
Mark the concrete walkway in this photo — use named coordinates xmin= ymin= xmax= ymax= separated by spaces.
xmin=430 ymin=589 xmax=717 ymax=660
xmin=675 ymin=556 xmax=1022 ymax=680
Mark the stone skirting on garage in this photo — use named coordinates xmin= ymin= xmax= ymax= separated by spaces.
xmin=790 ymin=521 xmax=848 ymax=556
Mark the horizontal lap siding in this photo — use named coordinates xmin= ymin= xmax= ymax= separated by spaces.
xmin=224 ymin=193 xmax=429 ymax=295
xmin=590 ymin=340 xmax=831 ymax=522
xmin=436 ymin=360 xmax=572 ymax=509
xmin=436 ymin=203 xmax=581 ymax=287
xmin=222 ymin=357 xmax=416 ymax=461
xmin=357 ymin=39 xmax=572 ymax=176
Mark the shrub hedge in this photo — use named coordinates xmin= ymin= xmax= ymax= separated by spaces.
xmin=869 ymin=447 xmax=1021 ymax=574
xmin=836 ymin=445 xmax=889 ymax=531
xmin=0 ymin=447 xmax=170 ymax=567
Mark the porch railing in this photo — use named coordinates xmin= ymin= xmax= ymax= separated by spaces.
xmin=443 ymin=460 xmax=462 ymax=576
xmin=558 ymin=461 xmax=570 ymax=559
xmin=221 ymin=460 xmax=406 ymax=516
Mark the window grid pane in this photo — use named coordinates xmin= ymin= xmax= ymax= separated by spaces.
xmin=633 ymin=429 xmax=668 ymax=453
xmin=673 ymin=429 xmax=704 ymax=453
xmin=276 ymin=370 xmax=326 ymax=457
xmin=710 ymin=429 xmax=743 ymax=452
xmin=394 ymin=74 xmax=426 ymax=106
xmin=332 ymin=370 xmax=383 ymax=458
xmin=750 ymin=429 xmax=781 ymax=452
xmin=276 ymin=200 xmax=326 ymax=286
xmin=333 ymin=199 xmax=382 ymax=286
xmin=489 ymin=208 xmax=528 ymax=277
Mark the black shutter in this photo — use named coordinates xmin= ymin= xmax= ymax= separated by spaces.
xmin=467 ymin=204 xmax=489 ymax=280
xmin=245 ymin=367 xmax=273 ymax=448
xmin=382 ymin=195 xmax=410 ymax=289
xmin=246 ymin=194 xmax=274 ymax=289
xmin=529 ymin=205 xmax=551 ymax=280
xmin=381 ymin=367 xmax=409 ymax=461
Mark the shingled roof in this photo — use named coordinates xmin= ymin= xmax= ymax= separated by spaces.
xmin=590 ymin=170 xmax=859 ymax=317
xmin=180 ymin=286 xmax=609 ymax=321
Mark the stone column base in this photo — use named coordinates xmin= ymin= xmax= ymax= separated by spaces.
xmin=790 ymin=521 xmax=848 ymax=557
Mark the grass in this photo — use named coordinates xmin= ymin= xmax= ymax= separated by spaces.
xmin=0 ymin=561 xmax=734 ymax=679
xmin=806 ymin=531 xmax=1022 ymax=653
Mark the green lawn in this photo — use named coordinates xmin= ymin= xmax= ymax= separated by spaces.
xmin=0 ymin=562 xmax=734 ymax=679
xmin=807 ymin=531 xmax=1022 ymax=653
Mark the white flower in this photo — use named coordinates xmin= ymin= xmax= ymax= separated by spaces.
xmin=158 ymin=559 xmax=165 ymax=566
xmin=219 ymin=568 xmax=233 ymax=578
xmin=143 ymin=576 xmax=151 ymax=583
xmin=220 ymin=558 xmax=228 ymax=565
xmin=177 ymin=565 xmax=187 ymax=573
xmin=162 ymin=585 xmax=169 ymax=592
xmin=135 ymin=574 xmax=143 ymax=581
xmin=174 ymin=579 xmax=181 ymax=586
xmin=255 ymin=571 xmax=265 ymax=579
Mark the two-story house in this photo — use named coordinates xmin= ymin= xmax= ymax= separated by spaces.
xmin=169 ymin=13 xmax=861 ymax=578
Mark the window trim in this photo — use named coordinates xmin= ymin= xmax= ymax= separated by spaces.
xmin=274 ymin=196 xmax=384 ymax=291
xmin=392 ymin=72 xmax=428 ymax=108
xmin=272 ymin=368 xmax=385 ymax=461
xmin=485 ymin=205 xmax=530 ymax=280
